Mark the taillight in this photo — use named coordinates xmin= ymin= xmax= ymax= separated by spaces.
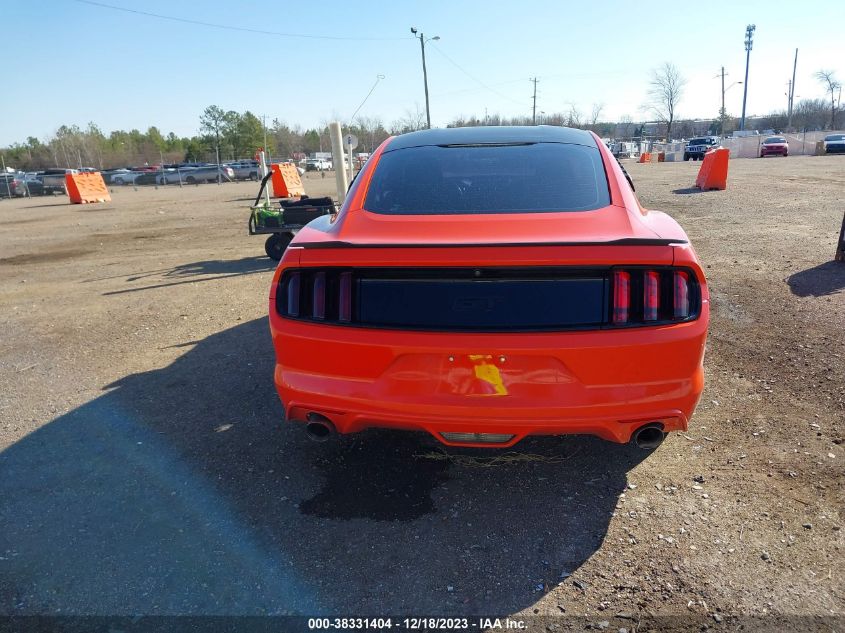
xmin=610 ymin=267 xmax=699 ymax=326
xmin=279 ymin=269 xmax=353 ymax=323
xmin=339 ymin=272 xmax=352 ymax=322
xmin=643 ymin=271 xmax=660 ymax=321
xmin=673 ymin=271 xmax=690 ymax=319
xmin=286 ymin=272 xmax=300 ymax=317
xmin=612 ymin=271 xmax=630 ymax=324
xmin=312 ymin=272 xmax=326 ymax=320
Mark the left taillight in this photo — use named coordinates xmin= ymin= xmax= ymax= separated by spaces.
xmin=286 ymin=271 xmax=301 ymax=317
xmin=278 ymin=269 xmax=353 ymax=323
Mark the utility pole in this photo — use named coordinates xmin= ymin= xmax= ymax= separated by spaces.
xmin=786 ymin=80 xmax=792 ymax=115
xmin=787 ymin=48 xmax=798 ymax=130
xmin=720 ymin=66 xmax=726 ymax=119
xmin=531 ymin=77 xmax=538 ymax=125
xmin=740 ymin=24 xmax=755 ymax=131
xmin=410 ymin=28 xmax=439 ymax=129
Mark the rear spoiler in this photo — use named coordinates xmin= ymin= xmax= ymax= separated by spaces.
xmin=297 ymin=238 xmax=687 ymax=249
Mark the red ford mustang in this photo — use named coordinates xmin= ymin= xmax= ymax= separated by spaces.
xmin=268 ymin=126 xmax=709 ymax=450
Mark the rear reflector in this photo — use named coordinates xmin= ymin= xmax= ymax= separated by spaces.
xmin=643 ymin=270 xmax=660 ymax=321
xmin=612 ymin=270 xmax=630 ymax=324
xmin=440 ymin=432 xmax=515 ymax=444
xmin=674 ymin=271 xmax=690 ymax=319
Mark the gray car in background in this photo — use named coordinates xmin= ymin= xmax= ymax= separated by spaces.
xmin=226 ymin=160 xmax=261 ymax=181
xmin=158 ymin=165 xmax=235 ymax=184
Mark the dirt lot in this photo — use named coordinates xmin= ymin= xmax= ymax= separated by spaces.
xmin=0 ymin=159 xmax=843 ymax=630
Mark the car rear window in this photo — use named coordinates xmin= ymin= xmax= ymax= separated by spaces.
xmin=364 ymin=142 xmax=610 ymax=215
xmin=825 ymin=134 xmax=845 ymax=141
xmin=764 ymin=137 xmax=786 ymax=143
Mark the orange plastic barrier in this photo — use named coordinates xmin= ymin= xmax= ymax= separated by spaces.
xmin=638 ymin=152 xmax=651 ymax=163
xmin=271 ymin=162 xmax=305 ymax=198
xmin=65 ymin=172 xmax=111 ymax=204
xmin=695 ymin=147 xmax=730 ymax=191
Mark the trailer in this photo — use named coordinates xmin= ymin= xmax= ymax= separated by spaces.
xmin=248 ymin=173 xmax=335 ymax=260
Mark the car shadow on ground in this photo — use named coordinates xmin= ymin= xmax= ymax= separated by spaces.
xmin=86 ymin=256 xmax=277 ymax=295
xmin=787 ymin=261 xmax=845 ymax=297
xmin=0 ymin=318 xmax=648 ymax=616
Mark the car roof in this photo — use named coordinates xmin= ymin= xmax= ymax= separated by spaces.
xmin=385 ymin=125 xmax=597 ymax=152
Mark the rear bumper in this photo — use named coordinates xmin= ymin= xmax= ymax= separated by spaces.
xmin=270 ymin=313 xmax=708 ymax=447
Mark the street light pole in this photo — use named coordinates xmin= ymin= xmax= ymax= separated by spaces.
xmin=740 ymin=24 xmax=755 ymax=131
xmin=411 ymin=28 xmax=439 ymax=129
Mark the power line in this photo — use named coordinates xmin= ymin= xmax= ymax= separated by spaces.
xmin=428 ymin=44 xmax=528 ymax=107
xmin=72 ymin=0 xmax=410 ymax=41
xmin=349 ymin=74 xmax=386 ymax=123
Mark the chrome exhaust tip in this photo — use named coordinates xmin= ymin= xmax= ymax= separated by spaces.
xmin=305 ymin=413 xmax=336 ymax=442
xmin=631 ymin=423 xmax=665 ymax=450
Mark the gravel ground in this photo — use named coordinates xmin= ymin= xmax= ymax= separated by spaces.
xmin=0 ymin=159 xmax=842 ymax=630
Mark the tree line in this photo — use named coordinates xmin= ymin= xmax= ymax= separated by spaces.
xmin=1 ymin=70 xmax=840 ymax=171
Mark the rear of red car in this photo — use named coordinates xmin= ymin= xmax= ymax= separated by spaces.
xmin=268 ymin=127 xmax=708 ymax=449
xmin=760 ymin=136 xmax=789 ymax=157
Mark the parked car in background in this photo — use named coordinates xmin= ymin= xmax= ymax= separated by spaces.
xmin=157 ymin=168 xmax=191 ymax=185
xmin=22 ymin=175 xmax=44 ymax=195
xmin=226 ymin=160 xmax=261 ymax=181
xmin=269 ymin=125 xmax=709 ymax=450
xmin=0 ymin=174 xmax=25 ymax=198
xmin=101 ymin=169 xmax=130 ymax=184
xmin=683 ymin=137 xmax=720 ymax=161
xmin=823 ymin=134 xmax=845 ymax=154
xmin=39 ymin=169 xmax=72 ymax=194
xmin=760 ymin=136 xmax=789 ymax=157
xmin=305 ymin=158 xmax=332 ymax=171
xmin=134 ymin=172 xmax=161 ymax=185
xmin=111 ymin=171 xmax=143 ymax=185
xmin=179 ymin=165 xmax=234 ymax=184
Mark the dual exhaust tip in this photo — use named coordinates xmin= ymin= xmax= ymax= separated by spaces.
xmin=304 ymin=413 xmax=665 ymax=450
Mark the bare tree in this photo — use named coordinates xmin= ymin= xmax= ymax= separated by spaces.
xmin=814 ymin=70 xmax=841 ymax=129
xmin=646 ymin=62 xmax=686 ymax=141
xmin=390 ymin=105 xmax=427 ymax=135
xmin=590 ymin=103 xmax=605 ymax=126
xmin=565 ymin=104 xmax=583 ymax=128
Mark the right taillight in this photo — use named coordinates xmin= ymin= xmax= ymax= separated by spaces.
xmin=339 ymin=272 xmax=352 ymax=322
xmin=610 ymin=267 xmax=698 ymax=327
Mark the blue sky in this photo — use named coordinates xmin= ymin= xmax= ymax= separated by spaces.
xmin=1 ymin=0 xmax=843 ymax=145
